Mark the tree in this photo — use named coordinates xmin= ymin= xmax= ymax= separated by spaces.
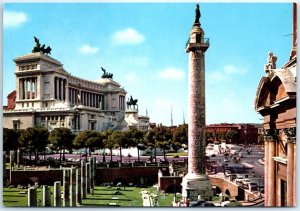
xmin=156 ymin=126 xmax=172 ymax=161
xmin=3 ymin=128 xmax=19 ymax=153
xmin=49 ymin=128 xmax=74 ymax=162
xmin=145 ymin=128 xmax=158 ymax=163
xmin=18 ymin=126 xmax=49 ymax=163
xmin=73 ymin=130 xmax=99 ymax=160
xmin=103 ymin=129 xmax=115 ymax=162
xmin=128 ymin=128 xmax=146 ymax=162
xmin=102 ymin=129 xmax=114 ymax=162
xmin=225 ymin=130 xmax=239 ymax=144
xmin=109 ymin=131 xmax=127 ymax=163
xmin=172 ymin=124 xmax=188 ymax=151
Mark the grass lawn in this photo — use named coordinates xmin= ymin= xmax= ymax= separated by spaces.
xmin=3 ymin=186 xmax=174 ymax=207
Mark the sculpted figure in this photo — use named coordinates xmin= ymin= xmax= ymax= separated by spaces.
xmin=194 ymin=4 xmax=201 ymax=24
xmin=264 ymin=51 xmax=277 ymax=73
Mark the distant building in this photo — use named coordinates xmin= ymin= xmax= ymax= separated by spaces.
xmin=206 ymin=123 xmax=260 ymax=145
xmin=3 ymin=51 xmax=149 ymax=132
xmin=254 ymin=4 xmax=296 ymax=207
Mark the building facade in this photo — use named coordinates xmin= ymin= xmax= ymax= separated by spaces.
xmin=254 ymin=4 xmax=297 ymax=206
xmin=206 ymin=123 xmax=260 ymax=145
xmin=3 ymin=52 xmax=148 ymax=132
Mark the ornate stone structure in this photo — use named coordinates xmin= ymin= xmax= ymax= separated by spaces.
xmin=3 ymin=51 xmax=129 ymax=132
xmin=254 ymin=4 xmax=297 ymax=206
xmin=181 ymin=4 xmax=213 ymax=202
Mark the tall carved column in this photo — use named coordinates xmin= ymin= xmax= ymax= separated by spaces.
xmin=264 ymin=137 xmax=269 ymax=206
xmin=284 ymin=127 xmax=296 ymax=207
xmin=181 ymin=4 xmax=213 ymax=202
xmin=56 ymin=77 xmax=59 ymax=100
xmin=268 ymin=137 xmax=276 ymax=206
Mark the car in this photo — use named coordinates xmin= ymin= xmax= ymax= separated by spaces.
xmin=224 ymin=157 xmax=229 ymax=162
xmin=211 ymin=154 xmax=216 ymax=157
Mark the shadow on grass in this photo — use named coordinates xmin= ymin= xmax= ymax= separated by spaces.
xmin=3 ymin=195 xmax=26 ymax=198
xmin=83 ymin=204 xmax=121 ymax=207
xmin=85 ymin=197 xmax=132 ymax=201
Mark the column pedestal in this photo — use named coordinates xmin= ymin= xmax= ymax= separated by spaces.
xmin=181 ymin=173 xmax=212 ymax=201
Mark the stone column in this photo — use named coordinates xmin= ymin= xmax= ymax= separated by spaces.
xmin=19 ymin=78 xmax=23 ymax=100
xmin=28 ymin=187 xmax=37 ymax=207
xmin=89 ymin=157 xmax=94 ymax=189
xmin=76 ymin=168 xmax=81 ymax=205
xmin=81 ymin=160 xmax=87 ymax=199
xmin=63 ymin=169 xmax=70 ymax=207
xmin=24 ymin=79 xmax=28 ymax=99
xmin=56 ymin=77 xmax=59 ymax=100
xmin=268 ymin=138 xmax=276 ymax=206
xmin=30 ymin=78 xmax=33 ymax=99
xmin=86 ymin=162 xmax=91 ymax=193
xmin=42 ymin=185 xmax=51 ymax=207
xmin=70 ymin=168 xmax=76 ymax=207
xmin=34 ymin=77 xmax=37 ymax=99
xmin=181 ymin=5 xmax=212 ymax=202
xmin=54 ymin=181 xmax=62 ymax=207
xmin=93 ymin=157 xmax=97 ymax=187
xmin=293 ymin=141 xmax=296 ymax=207
xmin=3 ymin=152 xmax=6 ymax=185
xmin=264 ymin=138 xmax=269 ymax=206
xmin=287 ymin=139 xmax=294 ymax=207
xmin=16 ymin=149 xmax=20 ymax=167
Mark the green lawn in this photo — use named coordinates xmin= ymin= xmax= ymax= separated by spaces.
xmin=3 ymin=186 xmax=174 ymax=207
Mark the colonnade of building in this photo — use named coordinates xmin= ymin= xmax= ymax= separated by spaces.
xmin=54 ymin=77 xmax=67 ymax=101
xmin=264 ymin=128 xmax=296 ymax=207
xmin=68 ymin=87 xmax=105 ymax=109
xmin=119 ymin=96 xmax=125 ymax=111
xmin=18 ymin=77 xmax=37 ymax=100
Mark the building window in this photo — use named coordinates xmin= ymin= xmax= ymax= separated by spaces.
xmin=13 ymin=122 xmax=18 ymax=130
xmin=32 ymin=102 xmax=34 ymax=107
xmin=22 ymin=103 xmax=24 ymax=108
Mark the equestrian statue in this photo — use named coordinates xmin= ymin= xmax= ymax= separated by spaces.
xmin=101 ymin=67 xmax=113 ymax=79
xmin=127 ymin=95 xmax=138 ymax=109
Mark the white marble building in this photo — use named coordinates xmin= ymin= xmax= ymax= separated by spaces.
xmin=3 ymin=52 xmax=149 ymax=132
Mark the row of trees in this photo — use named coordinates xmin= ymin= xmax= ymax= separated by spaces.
xmin=3 ymin=124 xmax=189 ymax=164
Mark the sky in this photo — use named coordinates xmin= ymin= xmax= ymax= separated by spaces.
xmin=2 ymin=1 xmax=293 ymax=126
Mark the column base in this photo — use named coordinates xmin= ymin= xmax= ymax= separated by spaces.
xmin=181 ymin=173 xmax=213 ymax=202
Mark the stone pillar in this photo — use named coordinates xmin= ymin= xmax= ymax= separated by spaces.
xmin=93 ymin=157 xmax=97 ymax=187
xmin=34 ymin=77 xmax=37 ymax=99
xmin=287 ymin=139 xmax=294 ymax=207
xmin=30 ymin=78 xmax=33 ymax=99
xmin=19 ymin=78 xmax=23 ymax=100
xmin=81 ymin=160 xmax=87 ymax=199
xmin=76 ymin=168 xmax=81 ymax=205
xmin=268 ymin=138 xmax=276 ymax=206
xmin=56 ymin=77 xmax=59 ymax=100
xmin=70 ymin=168 xmax=76 ymax=207
xmin=293 ymin=141 xmax=296 ymax=207
xmin=42 ymin=185 xmax=51 ymax=207
xmin=63 ymin=169 xmax=70 ymax=207
xmin=3 ymin=152 xmax=6 ymax=185
xmin=28 ymin=187 xmax=37 ymax=207
xmin=86 ymin=162 xmax=91 ymax=193
xmin=89 ymin=157 xmax=94 ymax=189
xmin=17 ymin=149 xmax=20 ymax=167
xmin=54 ymin=181 xmax=62 ymax=207
xmin=264 ymin=139 xmax=269 ymax=206
xmin=181 ymin=4 xmax=212 ymax=202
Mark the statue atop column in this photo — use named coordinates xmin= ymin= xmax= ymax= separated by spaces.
xmin=194 ymin=4 xmax=201 ymax=25
xmin=264 ymin=51 xmax=277 ymax=74
xmin=32 ymin=36 xmax=52 ymax=55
